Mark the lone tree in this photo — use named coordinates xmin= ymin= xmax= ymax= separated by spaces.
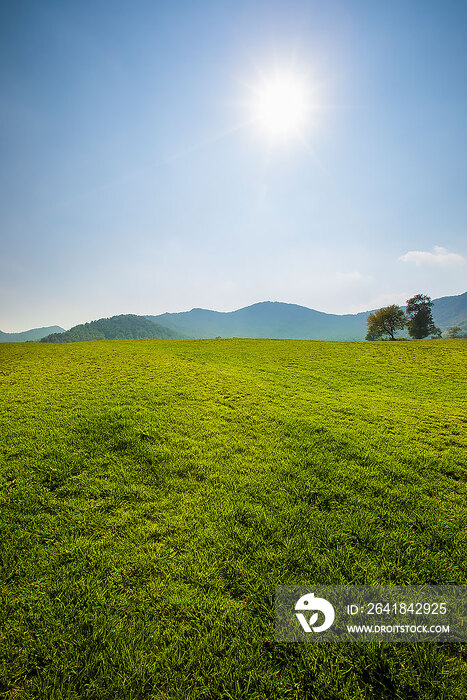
xmin=447 ymin=326 xmax=462 ymax=338
xmin=366 ymin=305 xmax=407 ymax=340
xmin=406 ymin=294 xmax=437 ymax=339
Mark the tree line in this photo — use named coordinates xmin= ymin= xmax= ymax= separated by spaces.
xmin=366 ymin=294 xmax=463 ymax=341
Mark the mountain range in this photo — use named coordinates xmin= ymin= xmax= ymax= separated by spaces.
xmin=146 ymin=292 xmax=467 ymax=341
xmin=2 ymin=291 xmax=465 ymax=343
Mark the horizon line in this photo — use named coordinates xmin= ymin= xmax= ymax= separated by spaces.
xmin=2 ymin=290 xmax=466 ymax=334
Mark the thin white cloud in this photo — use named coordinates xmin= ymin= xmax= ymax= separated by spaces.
xmin=399 ymin=246 xmax=465 ymax=267
xmin=335 ymin=271 xmax=370 ymax=283
xmin=360 ymin=291 xmax=413 ymax=313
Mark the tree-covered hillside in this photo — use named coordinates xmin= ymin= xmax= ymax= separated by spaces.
xmin=40 ymin=315 xmax=184 ymax=343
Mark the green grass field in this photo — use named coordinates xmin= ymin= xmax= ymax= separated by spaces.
xmin=0 ymin=339 xmax=466 ymax=699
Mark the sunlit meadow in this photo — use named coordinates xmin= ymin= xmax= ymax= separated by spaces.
xmin=1 ymin=338 xmax=466 ymax=698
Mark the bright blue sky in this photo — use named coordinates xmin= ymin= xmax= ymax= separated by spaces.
xmin=1 ymin=0 xmax=466 ymax=331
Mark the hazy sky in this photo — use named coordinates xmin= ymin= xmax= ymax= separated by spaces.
xmin=1 ymin=0 xmax=466 ymax=331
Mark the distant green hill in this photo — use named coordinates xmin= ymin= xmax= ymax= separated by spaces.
xmin=147 ymin=302 xmax=370 ymax=340
xmin=0 ymin=325 xmax=65 ymax=343
xmin=40 ymin=315 xmax=183 ymax=343
xmin=146 ymin=292 xmax=466 ymax=340
xmin=431 ymin=291 xmax=467 ymax=332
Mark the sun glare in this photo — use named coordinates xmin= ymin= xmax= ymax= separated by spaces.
xmin=252 ymin=71 xmax=310 ymax=139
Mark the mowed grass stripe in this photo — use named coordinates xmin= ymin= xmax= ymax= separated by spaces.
xmin=0 ymin=339 xmax=466 ymax=699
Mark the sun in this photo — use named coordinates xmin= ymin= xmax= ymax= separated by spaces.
xmin=251 ymin=71 xmax=310 ymax=139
